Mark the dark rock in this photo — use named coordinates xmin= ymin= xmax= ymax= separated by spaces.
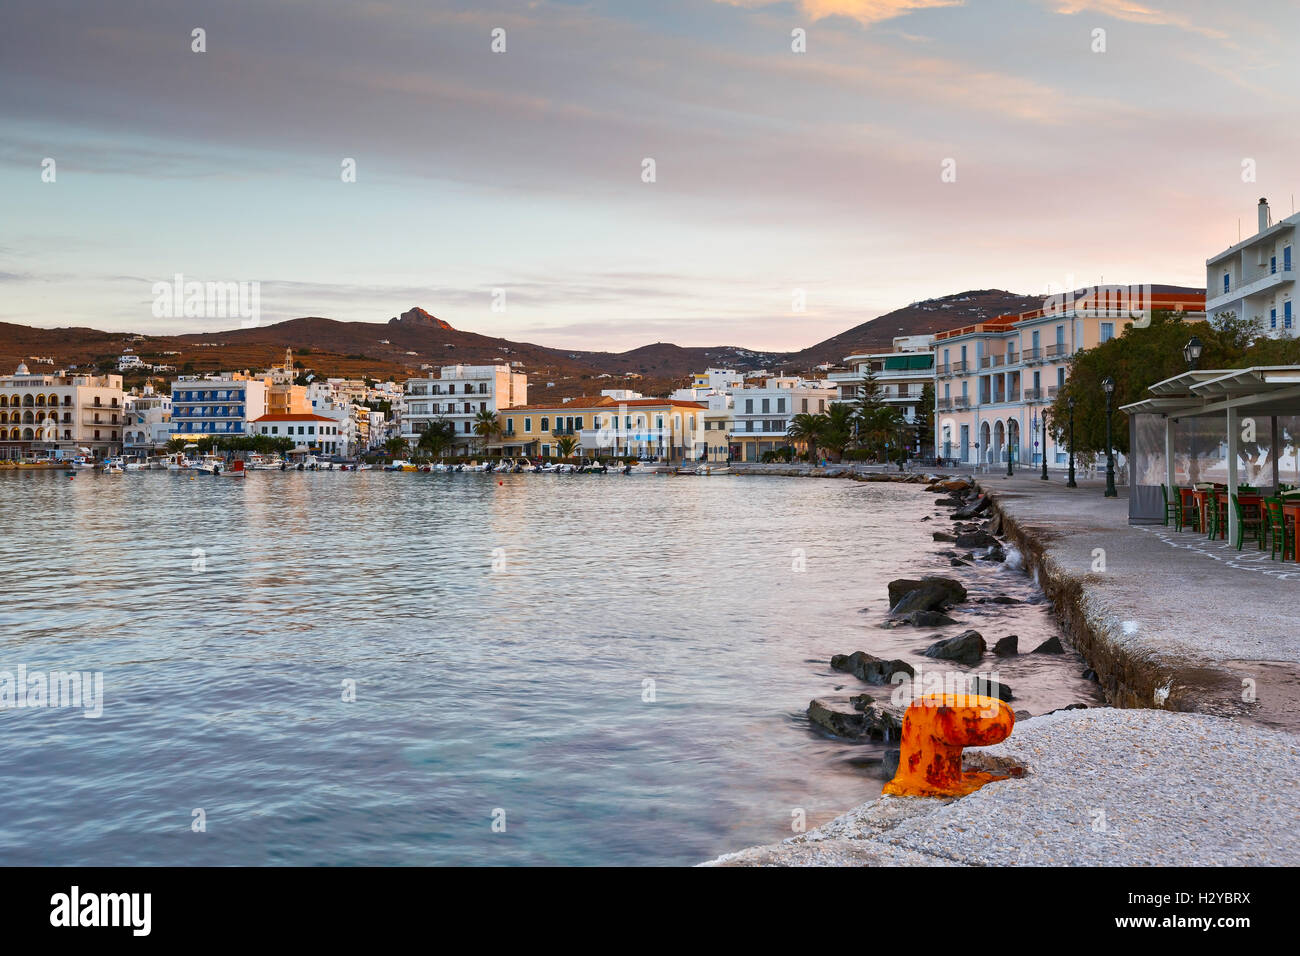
xmin=808 ymin=697 xmax=906 ymax=741
xmin=993 ymin=635 xmax=1019 ymax=656
xmin=968 ymin=675 xmax=1014 ymax=701
xmin=888 ymin=576 xmax=968 ymax=614
xmin=991 ymin=595 xmax=1020 ymax=605
xmin=988 ymin=512 xmax=1003 ymax=535
xmin=980 ymin=545 xmax=1007 ymax=562
xmin=830 ymin=651 xmax=916 ymax=684
xmin=905 ymin=609 xmax=958 ymax=627
xmin=920 ymin=515 xmax=932 ymax=522
xmin=1044 ymin=703 xmax=1090 ymax=716
xmin=934 ymin=497 xmax=963 ymax=507
xmin=848 ymin=693 xmax=874 ymax=710
xmin=1082 ymin=668 xmax=1099 ymax=681
xmin=921 ymin=629 xmax=986 ymax=666
xmin=1031 ymin=636 xmax=1065 ymax=655
xmin=881 ymin=747 xmax=901 ymax=778
xmin=931 ymin=531 xmax=957 ymax=542
xmin=808 ymin=698 xmax=872 ymax=738
xmin=955 ymin=529 xmax=998 ymax=549
xmin=949 ymin=558 xmax=968 ymax=567
xmin=1014 ymin=710 xmax=1032 ymax=721
xmin=953 ymin=495 xmax=991 ymax=519
xmin=938 ymin=479 xmax=971 ymax=493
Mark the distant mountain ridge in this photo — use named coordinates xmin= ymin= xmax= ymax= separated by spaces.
xmin=0 ymin=286 xmax=1204 ymax=398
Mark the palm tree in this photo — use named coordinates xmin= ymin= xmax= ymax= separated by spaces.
xmin=821 ymin=403 xmax=856 ymax=461
xmin=472 ymin=409 xmax=501 ymax=455
xmin=786 ymin=412 xmax=828 ymax=463
xmin=418 ymin=417 xmax=458 ymax=458
xmin=555 ymin=435 xmax=578 ymax=459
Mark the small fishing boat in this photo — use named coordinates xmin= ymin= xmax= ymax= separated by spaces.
xmin=218 ymin=460 xmax=246 ymax=478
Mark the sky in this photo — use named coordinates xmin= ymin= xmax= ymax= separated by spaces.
xmin=1 ymin=0 xmax=1297 ymax=351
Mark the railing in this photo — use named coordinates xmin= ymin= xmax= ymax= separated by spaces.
xmin=955 ymin=397 xmax=971 ymax=409
xmin=1045 ymin=343 xmax=1066 ymax=359
xmin=1023 ymin=387 xmax=1043 ymax=401
xmin=1047 ymin=385 xmax=1059 ymax=398
xmin=1023 ymin=347 xmax=1041 ymax=363
xmin=937 ymin=398 xmax=953 ymax=411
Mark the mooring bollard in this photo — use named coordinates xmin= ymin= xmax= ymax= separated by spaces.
xmin=882 ymin=694 xmax=1015 ymax=798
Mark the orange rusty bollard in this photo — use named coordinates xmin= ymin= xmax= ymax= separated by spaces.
xmin=882 ymin=694 xmax=1016 ymax=798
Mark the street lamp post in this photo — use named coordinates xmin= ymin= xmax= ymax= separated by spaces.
xmin=1066 ymin=396 xmax=1077 ymax=488
xmin=1183 ymin=336 xmax=1204 ymax=483
xmin=1006 ymin=427 xmax=1014 ymax=477
xmin=1040 ymin=406 xmax=1049 ymax=480
xmin=1102 ymin=376 xmax=1117 ymax=498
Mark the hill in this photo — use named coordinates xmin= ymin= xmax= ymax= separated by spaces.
xmin=0 ymin=287 xmax=1204 ymax=397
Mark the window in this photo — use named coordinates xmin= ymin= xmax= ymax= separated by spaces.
xmin=745 ymin=399 xmax=753 ymax=413
xmin=1271 ymin=307 xmax=1277 ymax=330
xmin=448 ymin=384 xmax=456 ymax=394
xmin=1286 ymin=247 xmax=1293 ymax=271
xmin=463 ymin=422 xmax=470 ymax=433
xmin=540 ymin=417 xmax=549 ymax=431
xmin=1286 ymin=300 xmax=1293 ymax=330
xmin=575 ymin=417 xmax=583 ymax=429
xmin=524 ymin=417 xmax=532 ymax=433
xmin=761 ymin=399 xmax=770 ymax=413
xmin=1057 ymin=367 xmax=1065 ymax=388
xmin=1271 ymin=255 xmax=1277 ymax=275
xmin=1099 ymin=322 xmax=1115 ymax=343
xmin=1223 ymin=273 xmax=1230 ymax=294
xmin=479 ymin=383 xmax=487 ymax=394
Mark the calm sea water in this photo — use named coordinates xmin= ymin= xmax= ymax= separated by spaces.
xmin=0 ymin=471 xmax=1096 ymax=865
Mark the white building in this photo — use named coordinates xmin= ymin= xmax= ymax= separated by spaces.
xmin=249 ymin=413 xmax=346 ymax=456
xmin=729 ymin=377 xmax=837 ymax=461
xmin=402 ymin=364 xmax=528 ymax=451
xmin=1205 ymin=197 xmax=1296 ymax=337
xmin=827 ymin=335 xmax=936 ymax=425
xmin=123 ymin=381 xmax=172 ymax=453
xmin=117 ymin=349 xmax=144 ymax=371
xmin=0 ymin=363 xmax=126 ymax=459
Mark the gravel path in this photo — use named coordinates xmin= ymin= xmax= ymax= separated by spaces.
xmin=705 ymin=708 xmax=1300 ymax=866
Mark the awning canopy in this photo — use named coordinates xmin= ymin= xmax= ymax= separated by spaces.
xmin=1121 ymin=366 xmax=1300 ymax=419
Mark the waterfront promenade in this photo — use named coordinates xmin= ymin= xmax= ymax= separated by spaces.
xmin=980 ymin=472 xmax=1300 ymax=734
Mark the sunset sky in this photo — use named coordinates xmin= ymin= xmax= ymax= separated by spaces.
xmin=2 ymin=0 xmax=1296 ymax=350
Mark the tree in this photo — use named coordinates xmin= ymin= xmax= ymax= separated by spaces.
xmin=472 ymin=409 xmax=501 ymax=455
xmin=1046 ymin=310 xmax=1249 ymax=457
xmin=821 ymin=403 xmax=856 ymax=461
xmin=555 ymin=435 xmax=578 ymax=458
xmin=914 ymin=382 xmax=935 ymax=456
xmin=418 ymin=418 xmax=458 ymax=458
xmin=384 ymin=436 xmax=408 ymax=457
xmin=786 ymin=412 xmax=827 ymax=462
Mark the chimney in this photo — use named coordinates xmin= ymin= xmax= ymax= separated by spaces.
xmin=1259 ymin=197 xmax=1271 ymax=234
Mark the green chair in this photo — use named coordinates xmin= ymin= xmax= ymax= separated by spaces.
xmin=1177 ymin=487 xmax=1200 ymax=532
xmin=1230 ymin=493 xmax=1265 ymax=551
xmin=1160 ymin=484 xmax=1178 ymax=527
xmin=1264 ymin=498 xmax=1295 ymax=561
xmin=1205 ymin=490 xmax=1223 ymax=540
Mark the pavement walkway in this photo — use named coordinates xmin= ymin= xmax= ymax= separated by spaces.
xmin=977 ymin=472 xmax=1300 ymax=733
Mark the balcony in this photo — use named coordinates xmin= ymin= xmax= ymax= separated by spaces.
xmin=937 ymin=398 xmax=953 ymax=412
xmin=1045 ymin=343 xmax=1066 ymax=359
xmin=1023 ymin=347 xmax=1042 ymax=364
xmin=979 ymin=354 xmax=1006 ymax=370
xmin=1047 ymin=385 xmax=1059 ymax=398
xmin=1023 ymin=387 xmax=1043 ymax=401
xmin=1205 ymin=265 xmax=1295 ymax=313
xmin=954 ymin=397 xmax=971 ymax=409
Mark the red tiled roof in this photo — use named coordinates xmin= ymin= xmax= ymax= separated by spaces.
xmin=250 ymin=413 xmax=338 ymax=422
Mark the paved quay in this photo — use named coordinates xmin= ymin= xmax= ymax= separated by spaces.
xmin=705 ymin=708 xmax=1300 ymax=866
xmin=973 ymin=471 xmax=1300 ymax=734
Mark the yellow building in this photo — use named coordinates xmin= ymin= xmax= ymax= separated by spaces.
xmin=493 ymin=396 xmax=707 ymax=460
